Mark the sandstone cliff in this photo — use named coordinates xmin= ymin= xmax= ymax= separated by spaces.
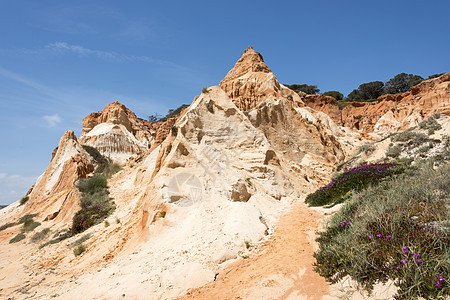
xmin=79 ymin=101 xmax=155 ymax=163
xmin=303 ymin=73 xmax=450 ymax=136
xmin=2 ymin=47 xmax=445 ymax=300
xmin=23 ymin=131 xmax=94 ymax=224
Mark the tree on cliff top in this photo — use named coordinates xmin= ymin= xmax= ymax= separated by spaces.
xmin=346 ymin=81 xmax=384 ymax=102
xmin=384 ymin=73 xmax=424 ymax=94
xmin=323 ymin=91 xmax=344 ymax=100
xmin=284 ymin=84 xmax=320 ymax=95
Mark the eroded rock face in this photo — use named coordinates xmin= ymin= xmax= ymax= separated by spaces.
xmin=23 ymin=130 xmax=95 ymax=223
xmin=79 ymin=101 xmax=155 ymax=163
xmin=219 ymin=46 xmax=303 ymax=111
xmin=303 ymin=73 xmax=450 ymax=136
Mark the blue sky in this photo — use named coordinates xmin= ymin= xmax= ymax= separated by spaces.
xmin=0 ymin=0 xmax=449 ymax=204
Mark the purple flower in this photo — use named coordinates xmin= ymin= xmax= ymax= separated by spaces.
xmin=438 ymin=277 xmax=444 ymax=281
xmin=368 ymin=236 xmax=373 ymax=239
xmin=417 ymin=260 xmax=422 ymax=264
xmin=395 ymin=266 xmax=400 ymax=270
xmin=402 ymin=246 xmax=408 ymax=250
xmin=435 ymin=282 xmax=442 ymax=287
xmin=386 ymin=235 xmax=391 ymax=239
xmin=404 ymin=250 xmax=409 ymax=254
xmin=413 ymin=254 xmax=420 ymax=258
xmin=376 ymin=234 xmax=382 ymax=238
xmin=401 ymin=259 xmax=407 ymax=264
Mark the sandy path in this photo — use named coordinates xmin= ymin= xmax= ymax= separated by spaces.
xmin=178 ymin=201 xmax=333 ymax=300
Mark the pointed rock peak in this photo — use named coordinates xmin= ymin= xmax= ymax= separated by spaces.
xmin=219 ymin=47 xmax=303 ymax=111
xmin=241 ymin=46 xmax=264 ymax=58
xmin=81 ymin=101 xmax=138 ymax=135
xmin=221 ymin=47 xmax=271 ymax=83
xmin=61 ymin=130 xmax=76 ymax=141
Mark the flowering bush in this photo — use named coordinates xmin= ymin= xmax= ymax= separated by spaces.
xmin=306 ymin=162 xmax=410 ymax=206
xmin=313 ymin=162 xmax=449 ymax=299
xmin=72 ymin=174 xmax=115 ymax=235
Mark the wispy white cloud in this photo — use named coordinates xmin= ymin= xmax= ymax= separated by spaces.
xmin=45 ymin=42 xmax=179 ymax=67
xmin=0 ymin=66 xmax=55 ymax=96
xmin=0 ymin=173 xmax=38 ymax=204
xmin=43 ymin=114 xmax=62 ymax=127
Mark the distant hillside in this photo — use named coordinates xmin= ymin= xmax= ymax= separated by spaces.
xmin=0 ymin=205 xmax=7 ymax=210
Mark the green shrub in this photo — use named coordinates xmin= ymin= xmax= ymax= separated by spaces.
xmin=419 ymin=116 xmax=442 ymax=135
xmin=0 ymin=222 xmax=17 ymax=231
xmin=313 ymin=163 xmax=449 ymax=299
xmin=39 ymin=230 xmax=73 ymax=249
xmin=171 ymin=126 xmax=178 ymax=136
xmin=202 ymin=87 xmax=209 ymax=93
xmin=206 ymin=100 xmax=214 ymax=113
xmin=323 ymin=91 xmax=344 ymax=100
xmin=387 ymin=145 xmax=402 ymax=158
xmin=72 ymin=175 xmax=115 ymax=235
xmin=19 ymin=196 xmax=29 ymax=205
xmin=104 ymin=220 xmax=110 ymax=227
xmin=357 ymin=143 xmax=375 ymax=155
xmin=31 ymin=228 xmax=50 ymax=242
xmin=73 ymin=244 xmax=86 ymax=257
xmin=82 ymin=145 xmax=108 ymax=165
xmin=9 ymin=233 xmax=26 ymax=244
xmin=96 ymin=162 xmax=122 ymax=178
xmin=418 ymin=144 xmax=433 ymax=154
xmin=69 ymin=233 xmax=91 ymax=248
xmin=18 ymin=213 xmax=38 ymax=224
xmin=156 ymin=104 xmax=190 ymax=122
xmin=22 ymin=219 xmax=41 ymax=232
xmin=76 ymin=175 xmax=108 ymax=194
xmin=305 ymin=162 xmax=411 ymax=207
xmin=392 ymin=130 xmax=428 ymax=144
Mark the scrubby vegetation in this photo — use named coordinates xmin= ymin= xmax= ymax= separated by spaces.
xmin=305 ymin=162 xmax=410 ymax=207
xmin=73 ymin=244 xmax=86 ymax=257
xmin=312 ymin=162 xmax=449 ymax=299
xmin=387 ymin=145 xmax=402 ymax=158
xmin=37 ymin=146 xmax=118 ymax=248
xmin=9 ymin=233 xmax=26 ymax=244
xmin=391 ymin=130 xmax=429 ymax=145
xmin=284 ymin=83 xmax=320 ymax=95
xmin=22 ymin=218 xmax=41 ymax=232
xmin=82 ymin=145 xmax=108 ymax=165
xmin=69 ymin=233 xmax=91 ymax=248
xmin=19 ymin=196 xmax=29 ymax=205
xmin=308 ymin=124 xmax=449 ymax=299
xmin=323 ymin=91 xmax=343 ymax=100
xmin=31 ymin=228 xmax=50 ymax=242
xmin=72 ymin=174 xmax=115 ymax=235
xmin=419 ymin=114 xmax=442 ymax=135
xmin=0 ymin=222 xmax=17 ymax=231
xmin=39 ymin=229 xmax=73 ymax=249
xmin=96 ymin=162 xmax=122 ymax=178
xmin=18 ymin=213 xmax=38 ymax=224
xmin=72 ymin=147 xmax=118 ymax=235
xmin=148 ymin=104 xmax=190 ymax=123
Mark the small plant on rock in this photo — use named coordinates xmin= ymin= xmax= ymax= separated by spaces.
xmin=31 ymin=228 xmax=50 ymax=242
xmin=19 ymin=196 xmax=29 ymax=205
xmin=9 ymin=233 xmax=26 ymax=244
xmin=73 ymin=244 xmax=86 ymax=257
